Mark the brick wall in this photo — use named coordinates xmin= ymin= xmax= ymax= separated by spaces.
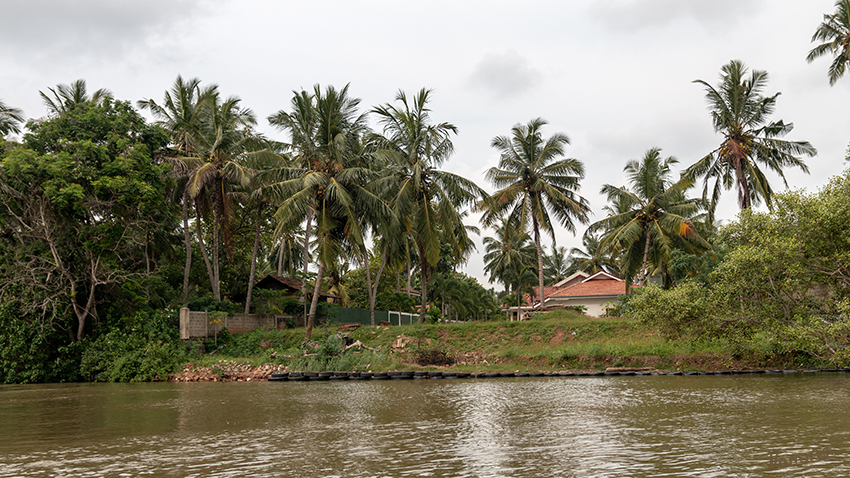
xmin=179 ymin=308 xmax=296 ymax=339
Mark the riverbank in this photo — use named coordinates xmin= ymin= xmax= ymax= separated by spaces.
xmin=169 ymin=310 xmax=834 ymax=381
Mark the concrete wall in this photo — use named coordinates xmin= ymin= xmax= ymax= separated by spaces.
xmin=179 ymin=308 xmax=296 ymax=339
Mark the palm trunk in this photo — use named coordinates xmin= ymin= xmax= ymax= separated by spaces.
xmin=301 ymin=208 xmax=313 ymax=323
xmin=181 ymin=196 xmax=192 ymax=303
xmin=244 ymin=204 xmax=263 ymax=314
xmin=195 ymin=201 xmax=217 ymax=301
xmin=276 ymin=236 xmax=284 ymax=276
xmin=366 ymin=250 xmax=389 ymax=327
xmin=212 ymin=206 xmax=221 ymax=301
xmin=305 ymin=261 xmax=325 ymax=340
xmin=639 ymin=227 xmax=652 ymax=285
xmin=417 ymin=243 xmax=429 ymax=324
xmin=532 ymin=218 xmax=545 ymax=310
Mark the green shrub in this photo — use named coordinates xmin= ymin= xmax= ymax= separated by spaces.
xmin=625 ymin=281 xmax=729 ymax=339
xmin=79 ymin=310 xmax=186 ymax=382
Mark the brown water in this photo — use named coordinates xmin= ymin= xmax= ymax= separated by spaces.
xmin=1 ymin=374 xmax=848 ymax=477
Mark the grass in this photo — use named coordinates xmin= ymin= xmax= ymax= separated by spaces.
xmin=179 ymin=309 xmax=820 ymax=373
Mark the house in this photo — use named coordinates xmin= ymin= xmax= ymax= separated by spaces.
xmin=506 ymin=270 xmax=628 ymax=319
xmin=543 ymin=271 xmax=628 ymax=317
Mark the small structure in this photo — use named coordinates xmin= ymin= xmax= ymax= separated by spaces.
xmin=253 ymin=275 xmax=340 ymax=303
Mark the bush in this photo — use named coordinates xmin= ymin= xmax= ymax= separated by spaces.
xmin=79 ymin=310 xmax=186 ymax=382
xmin=625 ymin=281 xmax=725 ymax=339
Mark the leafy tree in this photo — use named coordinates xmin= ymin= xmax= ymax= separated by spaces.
xmin=372 ymin=89 xmax=486 ymax=323
xmin=0 ymin=98 xmax=175 ymax=341
xmin=807 ymin=0 xmax=850 ymax=86
xmin=39 ymin=79 xmax=112 ymax=117
xmin=483 ymin=118 xmax=590 ymax=306
xmin=593 ymin=148 xmax=709 ymax=286
xmin=0 ymin=99 xmax=24 ymax=136
xmin=686 ymin=60 xmax=816 ymax=219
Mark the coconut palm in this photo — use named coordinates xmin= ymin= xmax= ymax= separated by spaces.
xmin=807 ymin=0 xmax=850 ymax=85
xmin=483 ymin=118 xmax=590 ymax=308
xmin=264 ymin=85 xmax=389 ymax=338
xmin=39 ymin=79 xmax=112 ymax=116
xmin=0 ymin=100 xmax=24 ymax=136
xmin=483 ymin=217 xmax=535 ymax=293
xmin=594 ymin=148 xmax=709 ymax=286
xmin=139 ymin=76 xmax=217 ymax=302
xmin=185 ymin=92 xmax=257 ymax=300
xmin=543 ymin=245 xmax=573 ymax=285
xmin=686 ymin=61 xmax=816 ymax=219
xmin=372 ymin=88 xmax=487 ymax=323
xmin=268 ymin=89 xmax=322 ymax=312
xmin=569 ymin=231 xmax=617 ymax=275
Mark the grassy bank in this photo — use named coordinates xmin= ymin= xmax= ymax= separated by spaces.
xmin=181 ymin=310 xmax=822 ymax=375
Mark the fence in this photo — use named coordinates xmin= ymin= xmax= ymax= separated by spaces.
xmin=179 ymin=308 xmax=296 ymax=339
xmin=325 ymin=307 xmax=417 ymax=326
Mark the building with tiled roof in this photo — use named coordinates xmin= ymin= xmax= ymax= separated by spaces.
xmin=543 ymin=271 xmax=627 ymax=316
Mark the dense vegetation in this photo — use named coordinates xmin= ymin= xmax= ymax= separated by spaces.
xmin=1 ymin=1 xmax=849 ymax=382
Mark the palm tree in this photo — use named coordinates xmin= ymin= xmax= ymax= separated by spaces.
xmin=593 ymin=148 xmax=709 ymax=286
xmin=268 ymin=88 xmax=321 ymax=317
xmin=686 ymin=60 xmax=816 ymax=219
xmin=264 ymin=85 xmax=389 ymax=338
xmin=372 ymin=88 xmax=487 ymax=323
xmin=138 ymin=76 xmax=217 ymax=302
xmin=569 ymin=231 xmax=617 ymax=275
xmin=483 ymin=118 xmax=590 ymax=308
xmin=483 ymin=218 xmax=535 ymax=293
xmin=185 ymin=92 xmax=257 ymax=300
xmin=543 ymin=245 xmax=573 ymax=285
xmin=0 ymin=100 xmax=24 ymax=136
xmin=807 ymin=0 xmax=850 ymax=85
xmin=39 ymin=79 xmax=112 ymax=116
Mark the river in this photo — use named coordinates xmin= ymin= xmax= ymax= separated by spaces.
xmin=1 ymin=373 xmax=848 ymax=477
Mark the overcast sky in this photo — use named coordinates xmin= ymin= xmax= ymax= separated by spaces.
xmin=2 ymin=0 xmax=848 ymax=289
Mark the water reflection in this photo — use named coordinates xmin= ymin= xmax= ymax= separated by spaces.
xmin=1 ymin=375 xmax=848 ymax=477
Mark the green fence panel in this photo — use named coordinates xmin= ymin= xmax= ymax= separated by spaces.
xmin=326 ymin=307 xmax=388 ymax=326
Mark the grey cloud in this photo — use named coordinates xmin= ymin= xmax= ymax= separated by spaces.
xmin=588 ymin=0 xmax=764 ymax=32
xmin=0 ymin=0 xmax=205 ymax=63
xmin=469 ymin=50 xmax=541 ymax=99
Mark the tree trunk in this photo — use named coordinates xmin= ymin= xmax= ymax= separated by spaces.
xmin=533 ymin=217 xmax=545 ymax=309
xmin=417 ymin=243 xmax=429 ymax=323
xmin=305 ymin=261 xmax=325 ymax=340
xmin=366 ymin=250 xmax=388 ymax=327
xmin=639 ymin=226 xmax=652 ymax=285
xmin=181 ymin=196 xmax=192 ymax=303
xmin=195 ymin=201 xmax=217 ymax=300
xmin=301 ymin=208 xmax=313 ymax=323
xmin=244 ymin=203 xmax=263 ymax=314
xmin=734 ymin=156 xmax=751 ymax=210
xmin=277 ymin=236 xmax=284 ymax=276
xmin=212 ymin=205 xmax=221 ymax=301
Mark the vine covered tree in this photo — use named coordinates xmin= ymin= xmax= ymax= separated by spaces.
xmin=483 ymin=118 xmax=590 ymax=307
xmin=0 ymin=98 xmax=174 ymax=341
xmin=686 ymin=60 xmax=816 ymax=219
